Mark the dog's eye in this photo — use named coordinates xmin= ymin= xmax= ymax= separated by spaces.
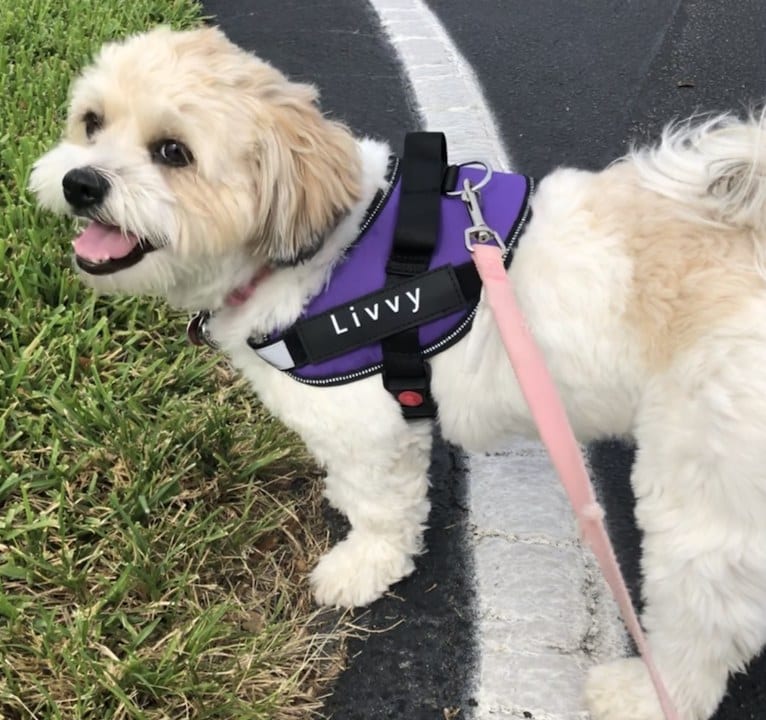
xmin=151 ymin=139 xmax=193 ymax=168
xmin=83 ymin=111 xmax=103 ymax=139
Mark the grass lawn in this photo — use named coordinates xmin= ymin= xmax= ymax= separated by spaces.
xmin=0 ymin=1 xmax=343 ymax=718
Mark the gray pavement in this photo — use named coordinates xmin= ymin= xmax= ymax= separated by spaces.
xmin=200 ymin=1 xmax=766 ymax=717
xmin=382 ymin=1 xmax=766 ymax=715
xmin=201 ymin=3 xmax=483 ymax=718
xmin=371 ymin=5 xmax=626 ymax=715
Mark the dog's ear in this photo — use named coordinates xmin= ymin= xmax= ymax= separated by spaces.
xmin=251 ymin=82 xmax=361 ymax=265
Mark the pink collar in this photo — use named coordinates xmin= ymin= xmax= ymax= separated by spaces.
xmin=224 ymin=266 xmax=272 ymax=307
xmin=186 ymin=266 xmax=272 ymax=347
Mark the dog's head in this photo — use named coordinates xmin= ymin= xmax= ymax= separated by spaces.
xmin=30 ymin=26 xmax=361 ymax=309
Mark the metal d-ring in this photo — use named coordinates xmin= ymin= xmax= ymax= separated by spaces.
xmin=445 ymin=160 xmax=493 ymax=196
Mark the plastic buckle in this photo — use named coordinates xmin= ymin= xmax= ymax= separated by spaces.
xmin=383 ymin=370 xmax=437 ymax=419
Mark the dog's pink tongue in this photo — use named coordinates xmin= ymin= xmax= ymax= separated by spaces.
xmin=74 ymin=222 xmax=139 ymax=261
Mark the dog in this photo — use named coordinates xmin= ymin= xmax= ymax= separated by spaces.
xmin=30 ymin=26 xmax=766 ymax=720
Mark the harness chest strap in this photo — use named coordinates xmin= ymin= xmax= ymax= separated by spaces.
xmin=189 ymin=159 xmax=531 ymax=379
xmin=247 ymin=261 xmax=482 ymax=370
xmin=379 ymin=132 xmax=450 ymax=417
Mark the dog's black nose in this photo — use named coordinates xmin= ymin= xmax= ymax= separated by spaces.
xmin=62 ymin=167 xmax=110 ymax=210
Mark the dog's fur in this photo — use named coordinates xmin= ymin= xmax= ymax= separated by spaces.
xmin=30 ymin=26 xmax=766 ymax=720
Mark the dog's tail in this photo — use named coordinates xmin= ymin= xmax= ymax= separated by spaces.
xmin=631 ymin=109 xmax=766 ymax=233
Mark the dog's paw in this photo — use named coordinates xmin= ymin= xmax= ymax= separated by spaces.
xmin=585 ymin=658 xmax=665 ymax=720
xmin=310 ymin=533 xmax=415 ymax=608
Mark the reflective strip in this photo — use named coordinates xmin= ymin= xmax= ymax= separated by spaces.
xmin=253 ymin=340 xmax=296 ymax=370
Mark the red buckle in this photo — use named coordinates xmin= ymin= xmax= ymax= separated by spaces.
xmin=397 ymin=390 xmax=424 ymax=408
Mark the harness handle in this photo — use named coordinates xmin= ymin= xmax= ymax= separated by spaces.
xmin=382 ymin=132 xmax=453 ymax=418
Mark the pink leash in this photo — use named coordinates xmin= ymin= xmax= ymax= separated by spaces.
xmin=466 ymin=183 xmax=679 ymax=718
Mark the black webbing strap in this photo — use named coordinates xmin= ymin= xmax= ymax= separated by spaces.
xmin=382 ymin=132 xmax=452 ymax=419
xmin=246 ymin=259 xmax=481 ymax=370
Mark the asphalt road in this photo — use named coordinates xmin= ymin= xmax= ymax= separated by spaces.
xmin=200 ymin=2 xmax=766 ymax=718
xmin=422 ymin=3 xmax=766 ymax=716
xmin=199 ymin=3 xmax=477 ymax=718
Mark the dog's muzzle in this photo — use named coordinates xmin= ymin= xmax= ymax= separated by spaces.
xmin=61 ymin=166 xmax=162 ymax=275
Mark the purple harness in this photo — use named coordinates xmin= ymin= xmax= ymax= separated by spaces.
xmin=248 ymin=163 xmax=533 ymax=386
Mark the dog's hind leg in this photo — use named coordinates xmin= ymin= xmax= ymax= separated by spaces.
xmin=309 ymin=421 xmax=432 ymax=608
xmin=586 ymin=337 xmax=766 ymax=720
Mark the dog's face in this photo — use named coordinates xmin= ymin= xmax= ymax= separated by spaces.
xmin=30 ymin=26 xmax=360 ymax=308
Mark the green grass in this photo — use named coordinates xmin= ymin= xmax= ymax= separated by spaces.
xmin=0 ymin=2 xmax=341 ymax=718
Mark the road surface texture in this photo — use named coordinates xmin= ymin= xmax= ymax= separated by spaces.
xmin=200 ymin=1 xmax=766 ymax=718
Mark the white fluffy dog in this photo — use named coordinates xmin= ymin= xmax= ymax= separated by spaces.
xmin=30 ymin=26 xmax=766 ymax=720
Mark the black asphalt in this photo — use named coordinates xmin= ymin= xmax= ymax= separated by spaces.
xmin=421 ymin=2 xmax=766 ymax=716
xmin=201 ymin=0 xmax=420 ymax=151
xmin=425 ymin=0 xmax=766 ymax=177
xmin=199 ymin=2 xmax=477 ymax=718
xmin=201 ymin=1 xmax=766 ymax=718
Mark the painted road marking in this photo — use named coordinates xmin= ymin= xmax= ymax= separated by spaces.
xmin=367 ymin=2 xmax=628 ymax=717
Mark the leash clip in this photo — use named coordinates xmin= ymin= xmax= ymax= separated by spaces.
xmin=460 ymin=178 xmax=505 ymax=252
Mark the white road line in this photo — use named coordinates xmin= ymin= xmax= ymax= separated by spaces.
xmin=367 ymin=0 xmax=510 ymax=170
xmin=367 ymin=2 xmax=628 ymax=718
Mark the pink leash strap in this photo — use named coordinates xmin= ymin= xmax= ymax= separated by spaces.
xmin=472 ymin=243 xmax=680 ymax=719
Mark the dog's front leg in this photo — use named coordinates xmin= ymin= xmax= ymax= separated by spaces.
xmin=233 ymin=360 xmax=433 ymax=609
xmin=309 ymin=421 xmax=432 ymax=609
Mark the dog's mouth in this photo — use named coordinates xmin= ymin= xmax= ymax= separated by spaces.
xmin=73 ymin=221 xmax=159 ymax=275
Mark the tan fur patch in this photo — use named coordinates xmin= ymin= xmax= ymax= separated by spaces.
xmin=587 ymin=163 xmax=764 ymax=370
